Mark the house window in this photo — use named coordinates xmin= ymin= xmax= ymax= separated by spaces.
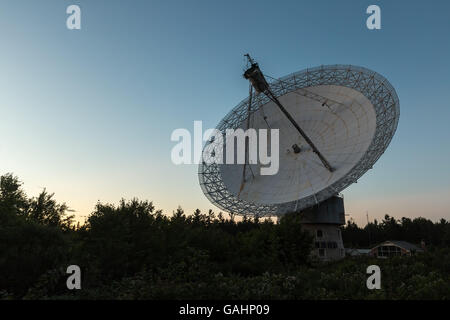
xmin=317 ymin=229 xmax=323 ymax=238
xmin=327 ymin=242 xmax=338 ymax=249
xmin=377 ymin=245 xmax=402 ymax=257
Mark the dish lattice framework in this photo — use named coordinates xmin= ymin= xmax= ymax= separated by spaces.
xmin=198 ymin=65 xmax=400 ymax=217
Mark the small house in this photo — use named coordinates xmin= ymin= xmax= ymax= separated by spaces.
xmin=370 ymin=240 xmax=424 ymax=258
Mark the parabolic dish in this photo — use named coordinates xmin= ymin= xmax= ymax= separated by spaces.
xmin=199 ymin=65 xmax=400 ymax=217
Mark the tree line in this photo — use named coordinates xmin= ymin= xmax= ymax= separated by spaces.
xmin=0 ymin=173 xmax=448 ymax=299
xmin=342 ymin=215 xmax=450 ymax=248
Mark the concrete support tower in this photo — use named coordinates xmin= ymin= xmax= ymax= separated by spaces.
xmin=299 ymin=196 xmax=346 ymax=261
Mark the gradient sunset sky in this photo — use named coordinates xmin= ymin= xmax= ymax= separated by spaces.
xmin=0 ymin=0 xmax=449 ymax=226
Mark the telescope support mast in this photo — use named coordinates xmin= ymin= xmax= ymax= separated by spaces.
xmin=243 ymin=54 xmax=334 ymax=173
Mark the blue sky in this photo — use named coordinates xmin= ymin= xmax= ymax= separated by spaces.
xmin=0 ymin=0 xmax=449 ymax=225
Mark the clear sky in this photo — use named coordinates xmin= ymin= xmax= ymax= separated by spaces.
xmin=0 ymin=0 xmax=449 ymax=226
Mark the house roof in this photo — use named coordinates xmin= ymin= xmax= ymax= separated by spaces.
xmin=372 ymin=240 xmax=423 ymax=252
xmin=345 ymin=248 xmax=370 ymax=255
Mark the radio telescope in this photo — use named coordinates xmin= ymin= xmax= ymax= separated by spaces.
xmin=198 ymin=56 xmax=400 ymax=260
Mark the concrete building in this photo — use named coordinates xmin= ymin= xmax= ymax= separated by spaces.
xmin=300 ymin=196 xmax=345 ymax=261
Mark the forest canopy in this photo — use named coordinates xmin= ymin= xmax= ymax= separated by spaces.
xmin=0 ymin=173 xmax=449 ymax=300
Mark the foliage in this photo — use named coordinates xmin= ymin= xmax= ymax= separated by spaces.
xmin=54 ymin=248 xmax=450 ymax=300
xmin=0 ymin=173 xmax=449 ymax=300
xmin=342 ymin=214 xmax=450 ymax=248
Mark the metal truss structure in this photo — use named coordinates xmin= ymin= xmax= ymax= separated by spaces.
xmin=198 ymin=65 xmax=400 ymax=217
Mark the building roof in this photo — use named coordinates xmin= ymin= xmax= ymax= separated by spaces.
xmin=371 ymin=240 xmax=423 ymax=252
xmin=345 ymin=248 xmax=371 ymax=255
